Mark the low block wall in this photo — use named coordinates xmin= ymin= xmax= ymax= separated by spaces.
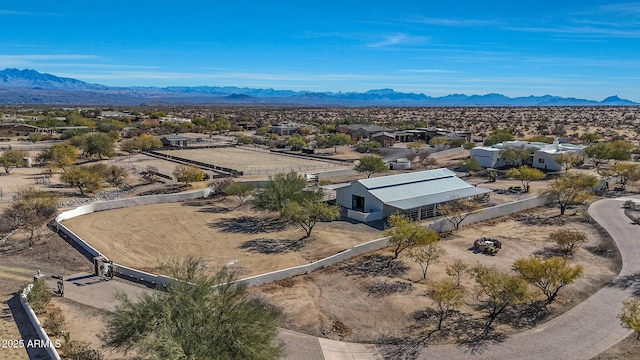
xmin=429 ymin=196 xmax=547 ymax=233
xmin=20 ymin=284 xmax=61 ymax=360
xmin=347 ymin=209 xmax=384 ymax=223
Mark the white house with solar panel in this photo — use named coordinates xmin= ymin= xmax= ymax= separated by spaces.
xmin=333 ymin=168 xmax=492 ymax=223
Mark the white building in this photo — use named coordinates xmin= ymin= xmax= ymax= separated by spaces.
xmin=334 ymin=168 xmax=491 ymax=223
xmin=470 ymin=140 xmax=585 ymax=171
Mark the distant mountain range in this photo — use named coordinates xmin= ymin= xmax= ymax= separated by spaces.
xmin=0 ymin=68 xmax=637 ymax=107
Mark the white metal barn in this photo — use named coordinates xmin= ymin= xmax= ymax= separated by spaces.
xmin=335 ymin=168 xmax=492 ymax=223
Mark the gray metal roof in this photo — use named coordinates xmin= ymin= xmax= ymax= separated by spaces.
xmin=358 ymin=168 xmax=457 ymax=189
xmin=385 ymin=186 xmax=492 ymax=210
xmin=355 ymin=168 xmax=491 ymax=211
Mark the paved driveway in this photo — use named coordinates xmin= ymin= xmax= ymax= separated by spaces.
xmin=421 ymin=196 xmax=640 ymax=359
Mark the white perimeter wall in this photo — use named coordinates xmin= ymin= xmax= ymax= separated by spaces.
xmin=55 ymin=189 xmax=548 ymax=289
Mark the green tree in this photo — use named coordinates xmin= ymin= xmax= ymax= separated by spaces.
xmin=513 ymin=256 xmax=584 ymax=305
xmin=619 ymin=298 xmax=640 ymax=340
xmin=286 ymin=134 xmax=307 ymax=150
xmin=601 ymin=162 xmax=640 ymax=185
xmin=356 ymin=141 xmax=381 ymax=153
xmin=326 ymin=133 xmax=351 ymax=153
xmin=457 ymin=158 xmax=482 ymax=173
xmin=281 ymin=199 xmax=340 ymax=238
xmin=0 ymin=149 xmax=27 ymax=173
xmin=407 ymin=141 xmax=426 ymax=154
xmin=173 ymin=165 xmax=205 ymax=185
xmin=104 ymin=257 xmax=282 ymax=360
xmin=252 ymin=171 xmax=308 ymax=212
xmin=548 ymin=229 xmax=588 ymax=255
xmin=579 ymin=132 xmax=601 ymax=144
xmin=543 ymin=173 xmax=598 ymax=215
xmin=79 ymin=133 xmax=116 ymax=159
xmin=408 ymin=242 xmax=446 ymax=280
xmin=429 ymin=137 xmax=450 ymax=150
xmin=121 ymin=134 xmax=162 ymax=152
xmin=38 ymin=143 xmax=78 ymax=172
xmin=446 ymin=259 xmax=470 ymax=287
xmin=223 ymin=182 xmax=255 ymax=207
xmin=355 ymin=155 xmax=387 ymax=178
xmin=429 ymin=280 xmax=465 ymax=331
xmin=584 ymin=143 xmax=611 ymax=169
xmin=483 ymin=129 xmax=514 ymax=146
xmin=61 ymin=166 xmax=103 ymax=196
xmin=499 ymin=146 xmax=535 ymax=166
xmin=90 ymin=164 xmax=128 ymax=187
xmin=384 ymin=214 xmax=439 ymax=259
xmin=472 ymin=265 xmax=530 ymax=330
xmin=26 ymin=279 xmax=52 ymax=314
xmin=554 ymin=152 xmax=582 ymax=173
xmin=506 ymin=165 xmax=545 ymax=192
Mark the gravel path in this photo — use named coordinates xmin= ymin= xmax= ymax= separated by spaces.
xmin=421 ymin=196 xmax=639 ymax=360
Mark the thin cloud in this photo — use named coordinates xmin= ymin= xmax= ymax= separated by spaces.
xmin=366 ymin=33 xmax=429 ymax=48
xmin=399 ymin=69 xmax=458 ymax=74
xmin=410 ymin=16 xmax=500 ymax=27
xmin=0 ymin=9 xmax=64 ymax=16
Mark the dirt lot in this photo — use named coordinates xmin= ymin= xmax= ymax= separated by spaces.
xmin=254 ymin=206 xmax=620 ymax=345
xmin=62 ymin=197 xmax=383 ymax=277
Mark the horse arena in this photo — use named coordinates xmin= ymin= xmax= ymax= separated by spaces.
xmin=157 ymin=147 xmax=347 ymax=175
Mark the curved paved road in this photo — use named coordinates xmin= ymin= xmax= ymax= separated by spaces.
xmin=422 ymin=196 xmax=640 ymax=359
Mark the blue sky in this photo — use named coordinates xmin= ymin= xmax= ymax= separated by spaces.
xmin=1 ymin=1 xmax=639 ymax=101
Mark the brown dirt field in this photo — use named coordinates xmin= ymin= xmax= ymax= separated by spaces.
xmin=158 ymin=147 xmax=343 ymax=175
xmin=253 ymin=206 xmax=620 ymax=344
xmin=62 ymin=198 xmax=383 ymax=277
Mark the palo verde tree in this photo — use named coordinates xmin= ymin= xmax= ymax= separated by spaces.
xmin=407 ymin=141 xmax=427 ymax=154
xmin=252 ymin=171 xmax=308 ymax=212
xmin=2 ymin=187 xmax=58 ymax=246
xmin=408 ymin=242 xmax=446 ymax=280
xmin=173 ymin=165 xmax=205 ymax=185
xmin=61 ymin=166 xmax=103 ymax=196
xmin=37 ymin=143 xmax=78 ymax=172
xmin=472 ymin=264 xmax=530 ymax=330
xmin=619 ymin=298 xmax=640 ymax=340
xmin=457 ymin=158 xmax=482 ymax=173
xmin=121 ymin=134 xmax=163 ymax=152
xmin=384 ymin=213 xmax=438 ymax=260
xmin=0 ymin=149 xmax=27 ymax=173
xmin=513 ymin=256 xmax=584 ymax=305
xmin=446 ymin=259 xmax=470 ymax=287
xmin=223 ymin=181 xmax=255 ymax=207
xmin=600 ymin=162 xmax=640 ymax=185
xmin=280 ymin=198 xmax=340 ymax=239
xmin=542 ymin=173 xmax=598 ymax=215
xmin=506 ymin=165 xmax=545 ymax=193
xmin=554 ymin=152 xmax=582 ymax=174
xmin=355 ymin=155 xmax=387 ymax=178
xmin=79 ymin=132 xmax=116 ymax=159
xmin=104 ymin=257 xmax=282 ymax=360
xmin=438 ymin=197 xmax=482 ymax=231
xmin=428 ymin=279 xmax=465 ymax=331
xmin=548 ymin=229 xmax=588 ymax=255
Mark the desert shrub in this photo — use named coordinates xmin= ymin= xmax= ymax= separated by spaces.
xmin=25 ymin=280 xmax=51 ymax=314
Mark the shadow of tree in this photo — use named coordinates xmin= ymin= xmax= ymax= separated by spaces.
xmin=209 ymin=216 xmax=289 ymax=234
xmin=607 ymin=272 xmax=640 ymax=297
xmin=533 ymin=246 xmax=567 ymax=259
xmin=339 ymin=254 xmax=409 ymax=277
xmin=500 ymin=300 xmax=550 ymax=329
xmin=239 ymin=238 xmax=304 ymax=254
xmin=198 ymin=206 xmax=231 ymax=214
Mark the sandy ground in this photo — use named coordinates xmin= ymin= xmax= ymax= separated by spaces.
xmin=62 ymin=197 xmax=383 ymax=277
xmin=46 ymin=297 xmax=135 ymax=360
xmin=254 ymin=206 xmax=619 ymax=343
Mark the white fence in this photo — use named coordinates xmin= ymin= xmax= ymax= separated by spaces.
xmin=20 ymin=284 xmax=61 ymax=360
xmin=54 ymin=188 xmax=549 ymax=290
xmin=428 ymin=196 xmax=548 ymax=233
